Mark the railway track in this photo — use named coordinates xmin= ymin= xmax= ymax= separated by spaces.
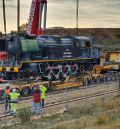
xmin=0 ymin=80 xmax=117 ymax=105
xmin=0 ymin=87 xmax=119 ymax=119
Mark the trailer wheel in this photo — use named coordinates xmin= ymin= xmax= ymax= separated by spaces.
xmin=21 ymin=87 xmax=30 ymax=96
xmin=91 ymin=77 xmax=95 ymax=84
xmin=106 ymin=75 xmax=111 ymax=82
xmin=111 ymin=75 xmax=115 ymax=81
xmin=96 ymin=76 xmax=100 ymax=83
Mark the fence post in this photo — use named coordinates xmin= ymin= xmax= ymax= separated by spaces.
xmin=4 ymin=90 xmax=7 ymax=127
xmin=85 ymin=78 xmax=88 ymax=103
xmin=64 ymin=84 xmax=68 ymax=111
xmin=101 ymin=76 xmax=105 ymax=103
xmin=119 ymin=73 xmax=120 ymax=95
xmin=103 ymin=75 xmax=106 ymax=100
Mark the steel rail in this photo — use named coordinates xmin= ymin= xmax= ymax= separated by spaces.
xmin=0 ymin=80 xmax=117 ymax=104
xmin=0 ymin=88 xmax=118 ymax=119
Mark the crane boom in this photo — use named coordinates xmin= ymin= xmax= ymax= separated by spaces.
xmin=27 ymin=0 xmax=47 ymax=36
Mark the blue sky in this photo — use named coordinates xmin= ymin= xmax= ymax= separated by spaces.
xmin=0 ymin=0 xmax=120 ymax=32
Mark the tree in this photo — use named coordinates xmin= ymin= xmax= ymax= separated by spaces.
xmin=19 ymin=23 xmax=28 ymax=32
xmin=0 ymin=32 xmax=2 ymax=37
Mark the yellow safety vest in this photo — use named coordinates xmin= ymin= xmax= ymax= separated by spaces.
xmin=41 ymin=86 xmax=47 ymax=99
xmin=10 ymin=92 xmax=20 ymax=101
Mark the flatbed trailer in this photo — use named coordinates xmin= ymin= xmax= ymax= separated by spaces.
xmin=0 ymin=71 xmax=118 ymax=99
xmin=1 ymin=51 xmax=120 ymax=99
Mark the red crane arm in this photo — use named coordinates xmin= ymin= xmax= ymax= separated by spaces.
xmin=27 ymin=0 xmax=47 ymax=36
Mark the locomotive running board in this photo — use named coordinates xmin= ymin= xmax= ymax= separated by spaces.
xmin=20 ymin=58 xmax=94 ymax=67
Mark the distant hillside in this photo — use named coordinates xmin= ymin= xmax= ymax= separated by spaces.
xmin=47 ymin=28 xmax=120 ymax=46
xmin=1 ymin=28 xmax=120 ymax=48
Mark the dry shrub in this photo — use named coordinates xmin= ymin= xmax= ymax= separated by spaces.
xmin=106 ymin=125 xmax=120 ymax=129
xmin=113 ymin=98 xmax=120 ymax=107
xmin=106 ymin=109 xmax=120 ymax=120
xmin=102 ymin=100 xmax=117 ymax=110
xmin=53 ymin=120 xmax=86 ymax=129
xmin=80 ymin=104 xmax=95 ymax=114
xmin=53 ymin=123 xmax=77 ymax=129
xmin=18 ymin=108 xmax=32 ymax=123
xmin=96 ymin=113 xmax=109 ymax=125
xmin=67 ymin=103 xmax=95 ymax=118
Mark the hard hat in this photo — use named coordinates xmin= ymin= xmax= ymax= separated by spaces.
xmin=6 ymin=83 xmax=9 ymax=86
xmin=6 ymin=83 xmax=10 ymax=88
xmin=12 ymin=88 xmax=16 ymax=93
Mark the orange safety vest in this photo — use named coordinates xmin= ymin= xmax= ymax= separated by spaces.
xmin=5 ymin=89 xmax=10 ymax=95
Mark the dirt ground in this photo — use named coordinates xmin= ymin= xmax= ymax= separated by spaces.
xmin=1 ymin=95 xmax=120 ymax=129
xmin=0 ymin=81 xmax=117 ymax=114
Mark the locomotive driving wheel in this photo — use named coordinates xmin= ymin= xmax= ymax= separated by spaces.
xmin=52 ymin=63 xmax=61 ymax=80
xmin=79 ymin=65 xmax=85 ymax=73
xmin=70 ymin=63 xmax=78 ymax=75
xmin=42 ymin=63 xmax=52 ymax=80
xmin=61 ymin=63 xmax=69 ymax=77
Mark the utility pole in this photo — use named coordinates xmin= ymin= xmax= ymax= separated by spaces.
xmin=2 ymin=0 xmax=7 ymax=124
xmin=76 ymin=0 xmax=79 ymax=35
xmin=3 ymin=0 xmax=6 ymax=35
xmin=2 ymin=0 xmax=7 ymax=126
xmin=17 ymin=0 xmax=20 ymax=32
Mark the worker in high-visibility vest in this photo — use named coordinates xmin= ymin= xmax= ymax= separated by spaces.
xmin=10 ymin=89 xmax=20 ymax=115
xmin=40 ymin=84 xmax=47 ymax=108
xmin=5 ymin=84 xmax=11 ymax=110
